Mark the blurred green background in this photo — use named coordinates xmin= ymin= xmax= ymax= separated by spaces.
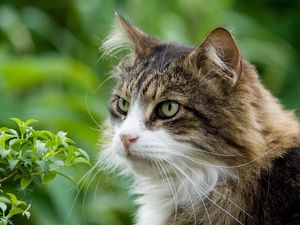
xmin=0 ymin=0 xmax=299 ymax=224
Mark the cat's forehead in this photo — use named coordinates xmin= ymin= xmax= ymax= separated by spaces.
xmin=115 ymin=66 xmax=194 ymax=105
xmin=114 ymin=43 xmax=195 ymax=102
xmin=147 ymin=43 xmax=193 ymax=69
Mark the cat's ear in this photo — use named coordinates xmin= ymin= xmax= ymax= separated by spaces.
xmin=187 ymin=27 xmax=242 ymax=86
xmin=102 ymin=12 xmax=159 ymax=56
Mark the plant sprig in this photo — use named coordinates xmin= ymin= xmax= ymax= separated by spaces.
xmin=0 ymin=118 xmax=91 ymax=224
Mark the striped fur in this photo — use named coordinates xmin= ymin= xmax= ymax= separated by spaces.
xmin=99 ymin=13 xmax=300 ymax=225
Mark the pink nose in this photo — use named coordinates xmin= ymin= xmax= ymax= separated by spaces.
xmin=120 ymin=134 xmax=139 ymax=153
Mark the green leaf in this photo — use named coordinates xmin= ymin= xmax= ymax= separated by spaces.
xmin=0 ymin=203 xmax=7 ymax=214
xmin=36 ymin=160 xmax=50 ymax=173
xmin=8 ymin=129 xmax=18 ymax=137
xmin=0 ymin=127 xmax=9 ymax=132
xmin=24 ymin=119 xmax=38 ymax=126
xmin=0 ymin=134 xmax=15 ymax=147
xmin=42 ymin=171 xmax=56 ymax=184
xmin=7 ymin=207 xmax=24 ymax=218
xmin=9 ymin=118 xmax=23 ymax=126
xmin=19 ymin=156 xmax=32 ymax=166
xmin=74 ymin=157 xmax=92 ymax=166
xmin=20 ymin=176 xmax=32 ymax=190
xmin=33 ymin=130 xmax=51 ymax=140
xmin=6 ymin=194 xmax=18 ymax=205
xmin=8 ymin=160 xmax=19 ymax=170
xmin=0 ymin=148 xmax=11 ymax=159
xmin=10 ymin=118 xmax=27 ymax=136
xmin=35 ymin=140 xmax=47 ymax=153
xmin=8 ymin=138 xmax=19 ymax=147
xmin=22 ymin=210 xmax=30 ymax=219
xmin=0 ymin=127 xmax=14 ymax=134
xmin=76 ymin=148 xmax=90 ymax=160
xmin=0 ymin=197 xmax=10 ymax=204
xmin=56 ymin=131 xmax=68 ymax=146
xmin=22 ymin=203 xmax=31 ymax=219
xmin=0 ymin=218 xmax=8 ymax=225
xmin=31 ymin=175 xmax=42 ymax=187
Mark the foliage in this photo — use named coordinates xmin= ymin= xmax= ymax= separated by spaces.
xmin=0 ymin=118 xmax=90 ymax=224
xmin=0 ymin=191 xmax=30 ymax=225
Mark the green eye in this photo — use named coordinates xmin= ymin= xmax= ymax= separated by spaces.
xmin=117 ymin=97 xmax=130 ymax=114
xmin=158 ymin=101 xmax=179 ymax=118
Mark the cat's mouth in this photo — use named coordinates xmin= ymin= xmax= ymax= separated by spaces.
xmin=125 ymin=151 xmax=154 ymax=165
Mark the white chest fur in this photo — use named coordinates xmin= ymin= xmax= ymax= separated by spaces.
xmin=133 ymin=165 xmax=223 ymax=225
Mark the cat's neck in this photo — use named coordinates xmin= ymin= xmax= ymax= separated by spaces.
xmin=132 ymin=164 xmax=229 ymax=225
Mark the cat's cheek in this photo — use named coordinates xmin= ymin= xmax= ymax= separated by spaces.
xmin=111 ymin=128 xmax=127 ymax=157
xmin=112 ymin=140 xmax=126 ymax=157
xmin=100 ymin=145 xmax=131 ymax=175
xmin=116 ymin=147 xmax=126 ymax=157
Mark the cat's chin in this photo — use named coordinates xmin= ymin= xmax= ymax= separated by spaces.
xmin=126 ymin=153 xmax=152 ymax=166
xmin=124 ymin=154 xmax=159 ymax=177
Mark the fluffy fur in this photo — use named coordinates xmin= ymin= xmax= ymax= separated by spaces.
xmin=99 ymin=13 xmax=300 ymax=225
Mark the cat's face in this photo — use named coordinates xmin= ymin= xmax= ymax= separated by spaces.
xmin=106 ymin=54 xmax=216 ymax=176
xmin=102 ymin=50 xmax=238 ymax=179
xmin=100 ymin=14 xmax=260 ymax=180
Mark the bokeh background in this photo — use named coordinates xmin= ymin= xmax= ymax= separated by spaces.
xmin=0 ymin=0 xmax=299 ymax=224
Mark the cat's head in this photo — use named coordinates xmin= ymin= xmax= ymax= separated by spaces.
xmin=100 ymin=13 xmax=267 ymax=180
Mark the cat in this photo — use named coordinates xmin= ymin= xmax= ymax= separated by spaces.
xmin=100 ymin=12 xmax=300 ymax=225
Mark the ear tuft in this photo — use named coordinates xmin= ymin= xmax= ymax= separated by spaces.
xmin=101 ymin=17 xmax=133 ymax=56
xmin=101 ymin=12 xmax=159 ymax=57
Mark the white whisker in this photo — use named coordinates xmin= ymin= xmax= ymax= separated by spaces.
xmin=165 ymin=156 xmax=213 ymax=225
xmin=170 ymin=156 xmax=244 ymax=225
xmin=67 ymin=161 xmax=101 ymax=218
xmin=156 ymin=158 xmax=178 ymax=225
xmin=168 ymin=142 xmax=244 ymax=157
xmin=159 ymin=155 xmax=197 ymax=225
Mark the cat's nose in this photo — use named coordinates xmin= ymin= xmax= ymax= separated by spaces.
xmin=119 ymin=134 xmax=139 ymax=153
